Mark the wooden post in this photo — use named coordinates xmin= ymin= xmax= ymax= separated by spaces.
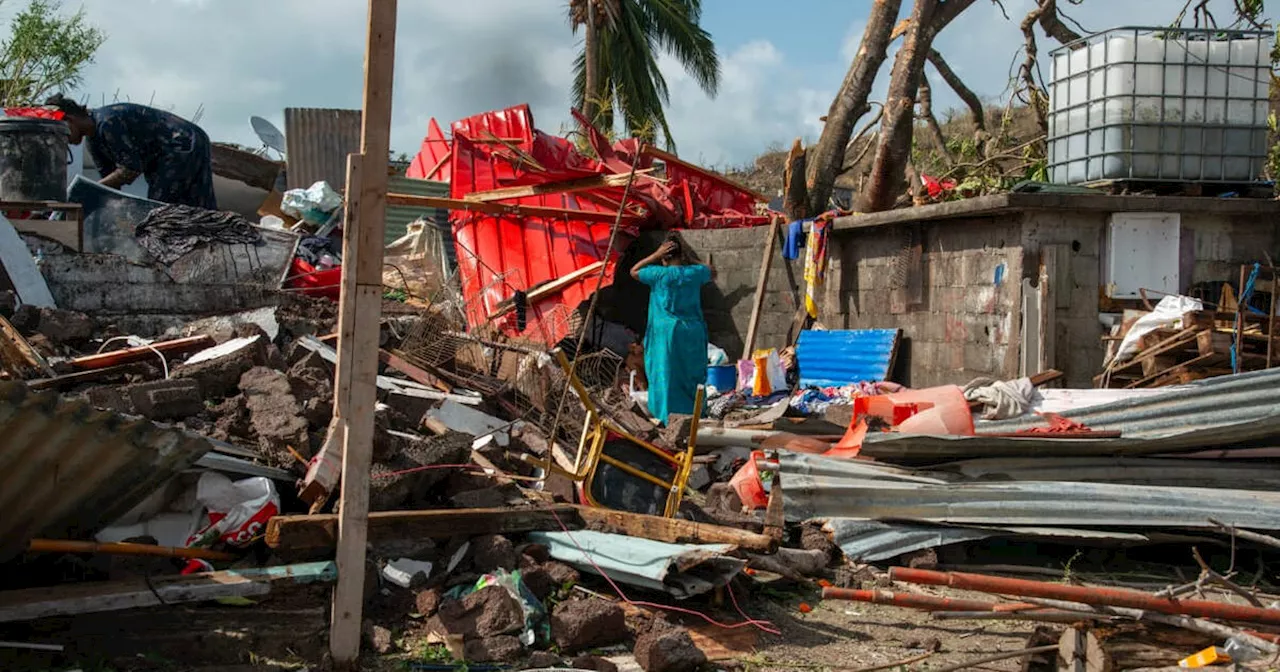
xmin=741 ymin=217 xmax=781 ymax=360
xmin=329 ymin=0 xmax=397 ymax=665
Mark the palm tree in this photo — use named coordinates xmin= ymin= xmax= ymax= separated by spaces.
xmin=569 ymin=0 xmax=721 ymax=152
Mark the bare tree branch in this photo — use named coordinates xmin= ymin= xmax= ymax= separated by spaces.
xmin=927 ymin=49 xmax=985 ymax=131
xmin=918 ymin=74 xmax=952 ymax=166
xmin=1037 ymin=0 xmax=1083 ymax=45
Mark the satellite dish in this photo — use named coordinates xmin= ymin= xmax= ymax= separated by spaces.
xmin=250 ymin=115 xmax=286 ymax=156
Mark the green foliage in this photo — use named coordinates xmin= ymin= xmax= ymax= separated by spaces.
xmin=570 ymin=0 xmax=719 ymax=152
xmin=0 ymin=0 xmax=106 ymax=106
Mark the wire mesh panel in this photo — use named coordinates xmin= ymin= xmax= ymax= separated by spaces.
xmin=1048 ymin=26 xmax=1273 ymax=185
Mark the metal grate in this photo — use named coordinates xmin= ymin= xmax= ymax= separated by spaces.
xmin=1047 ymin=26 xmax=1273 ymax=185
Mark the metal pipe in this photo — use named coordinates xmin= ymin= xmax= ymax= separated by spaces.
xmin=890 ymin=567 xmax=1280 ymax=626
xmin=821 ymin=587 xmax=1033 ymax=612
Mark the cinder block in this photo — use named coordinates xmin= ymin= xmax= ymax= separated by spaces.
xmin=127 ymin=378 xmax=204 ymax=421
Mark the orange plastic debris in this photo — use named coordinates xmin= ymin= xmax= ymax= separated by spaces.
xmin=1179 ymin=646 xmax=1230 ymax=668
xmin=817 ymin=579 xmax=833 ymax=588
xmin=798 ymin=602 xmax=813 ymax=613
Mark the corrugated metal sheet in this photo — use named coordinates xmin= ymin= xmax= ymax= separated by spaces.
xmin=283 ymin=108 xmax=361 ymax=191
xmin=0 ymin=382 xmax=213 ymax=561
xmin=980 ymin=367 xmax=1280 ymax=437
xmin=779 ymin=451 xmax=1280 ymax=529
xmin=825 ymin=519 xmax=1154 ymax=563
xmin=385 ymin=176 xmax=455 ymax=277
xmin=861 ymin=410 xmax=1280 ymax=464
xmin=796 ymin=329 xmax=901 ymax=387
xmin=527 ymin=530 xmax=745 ymax=599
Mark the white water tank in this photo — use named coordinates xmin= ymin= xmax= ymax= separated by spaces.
xmin=1047 ymin=27 xmax=1273 ymax=185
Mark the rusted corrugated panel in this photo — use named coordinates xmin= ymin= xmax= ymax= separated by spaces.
xmin=0 ymin=382 xmax=212 ymax=561
xmin=283 ymin=108 xmax=362 ymax=191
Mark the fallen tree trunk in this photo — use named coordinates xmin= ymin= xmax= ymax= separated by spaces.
xmin=857 ymin=0 xmax=977 ymax=213
xmin=804 ymin=0 xmax=903 ymax=216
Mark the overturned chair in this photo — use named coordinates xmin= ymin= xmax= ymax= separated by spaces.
xmin=528 ymin=348 xmax=704 ymax=518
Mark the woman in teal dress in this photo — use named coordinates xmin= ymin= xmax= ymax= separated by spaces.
xmin=630 ymin=235 xmax=714 ymax=425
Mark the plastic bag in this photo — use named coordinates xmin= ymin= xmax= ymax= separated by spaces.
xmin=706 ymin=343 xmax=728 ymax=366
xmin=186 ymin=472 xmax=280 ymax=548
xmin=281 ymin=181 xmax=343 ymax=225
xmin=741 ymin=349 xmax=786 ymax=396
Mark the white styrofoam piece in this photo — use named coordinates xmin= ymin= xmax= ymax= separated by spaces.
xmin=182 ymin=335 xmax=261 ymax=366
xmin=381 ymin=558 xmax=434 ymax=589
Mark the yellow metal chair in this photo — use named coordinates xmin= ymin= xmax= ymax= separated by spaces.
xmin=541 ymin=349 xmax=703 ymax=518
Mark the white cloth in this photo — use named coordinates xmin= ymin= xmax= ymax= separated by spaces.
xmin=964 ymin=376 xmax=1036 ymax=420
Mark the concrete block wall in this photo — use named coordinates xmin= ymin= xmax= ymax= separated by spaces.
xmin=827 ymin=216 xmax=1024 ymax=388
xmin=678 ymin=225 xmax=802 ymax=357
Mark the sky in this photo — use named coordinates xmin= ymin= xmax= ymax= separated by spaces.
xmin=30 ymin=0 xmax=1274 ymax=170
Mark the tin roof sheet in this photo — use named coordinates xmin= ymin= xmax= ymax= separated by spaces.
xmin=0 ymin=382 xmax=213 ymax=561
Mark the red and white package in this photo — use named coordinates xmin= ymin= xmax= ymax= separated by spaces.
xmin=186 ymin=472 xmax=280 ymax=548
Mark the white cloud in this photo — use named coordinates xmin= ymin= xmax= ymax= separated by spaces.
xmin=58 ymin=0 xmax=1236 ymax=169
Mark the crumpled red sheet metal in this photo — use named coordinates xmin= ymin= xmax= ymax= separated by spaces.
xmin=1016 ymin=412 xmax=1091 ymax=434
xmin=3 ymin=107 xmax=65 ymax=120
xmin=405 ymin=103 xmax=774 ymax=345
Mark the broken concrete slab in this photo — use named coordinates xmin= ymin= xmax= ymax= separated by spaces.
xmin=463 ymin=634 xmax=522 ymax=663
xmin=633 ymin=624 xmax=706 ymax=672
xmin=173 ymin=336 xmax=270 ymax=399
xmin=470 ymin=534 xmax=517 ymax=573
xmin=169 ymin=307 xmax=280 ymax=344
xmin=369 ymin=433 xmax=473 ymax=511
xmin=239 ymin=366 xmax=310 ymax=467
xmin=428 ymin=585 xmax=524 ymax=640
xmin=84 ymin=378 xmax=204 ymax=421
xmin=550 ymin=598 xmax=628 ymax=653
xmin=10 ymin=305 xmax=94 ymax=345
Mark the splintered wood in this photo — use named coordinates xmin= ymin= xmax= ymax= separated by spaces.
xmin=1096 ymin=310 xmax=1277 ymax=389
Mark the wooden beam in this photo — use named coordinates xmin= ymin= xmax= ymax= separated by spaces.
xmin=573 ymin=506 xmax=777 ymax=552
xmin=462 ymin=170 xmax=650 ymax=203
xmin=489 ymin=261 xmax=606 ymax=321
xmin=642 ymin=146 xmax=770 ymax=203
xmin=386 ymin=192 xmax=635 ymax=224
xmin=379 ymin=349 xmax=451 ymax=392
xmin=742 ymin=218 xmax=781 ymax=359
xmin=266 ymin=506 xmax=583 ymax=551
xmin=0 ymin=562 xmax=336 ymax=623
xmin=211 ymin=143 xmax=282 ymax=191
xmin=0 ymin=315 xmax=52 ymax=378
xmin=329 ymin=0 xmax=397 ymax=663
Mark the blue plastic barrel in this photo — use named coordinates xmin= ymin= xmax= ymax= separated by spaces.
xmin=706 ymin=364 xmax=736 ymax=392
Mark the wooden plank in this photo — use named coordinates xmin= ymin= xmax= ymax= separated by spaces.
xmin=0 ymin=315 xmax=52 ymax=378
xmin=574 ymin=506 xmax=777 ymax=552
xmin=8 ymin=218 xmax=81 ymax=250
xmin=489 ymin=261 xmax=606 ymax=320
xmin=28 ymin=364 xmax=141 ymax=391
xmin=1124 ymin=351 xmax=1229 ymax=389
xmin=330 ymin=0 xmax=397 ymax=662
xmin=379 ymin=349 xmax=451 ymax=392
xmin=643 ymin=146 xmax=770 ymax=203
xmin=211 ymin=143 xmax=282 ymax=191
xmin=1108 ymin=327 xmax=1203 ymax=376
xmin=0 ymin=562 xmax=336 ymax=623
xmin=462 ymin=170 xmax=650 ymax=203
xmin=386 ymin=192 xmax=635 ymax=224
xmin=0 ymin=201 xmax=81 ymax=211
xmin=741 ymin=218 xmax=781 ymax=360
xmin=266 ymin=506 xmax=582 ymax=551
